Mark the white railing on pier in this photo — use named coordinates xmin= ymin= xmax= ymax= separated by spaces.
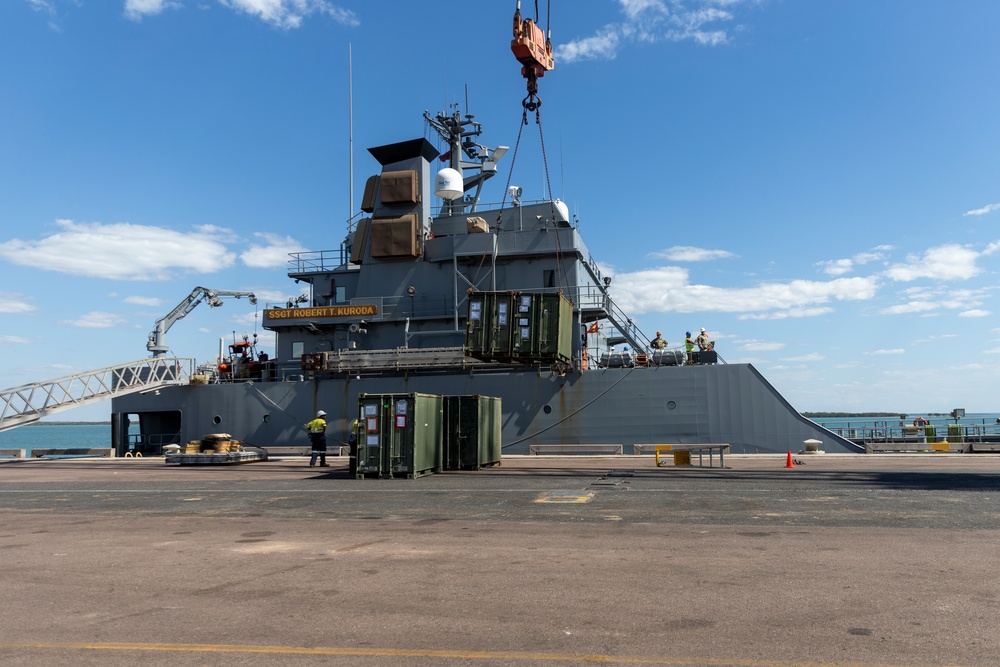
xmin=0 ymin=358 xmax=193 ymax=432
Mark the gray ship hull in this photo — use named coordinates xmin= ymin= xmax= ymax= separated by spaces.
xmin=112 ymin=362 xmax=858 ymax=455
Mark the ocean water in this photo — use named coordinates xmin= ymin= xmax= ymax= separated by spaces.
xmin=0 ymin=423 xmax=116 ymax=457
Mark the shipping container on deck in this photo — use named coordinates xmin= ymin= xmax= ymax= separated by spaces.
xmin=443 ymin=395 xmax=502 ymax=470
xmin=509 ymin=292 xmax=573 ymax=364
xmin=466 ymin=290 xmax=572 ymax=365
xmin=465 ymin=291 xmax=515 ymax=361
xmin=356 ymin=393 xmax=444 ymax=478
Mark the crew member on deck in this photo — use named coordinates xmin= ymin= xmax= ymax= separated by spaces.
xmin=684 ymin=332 xmax=695 ymax=364
xmin=696 ymin=328 xmax=710 ymax=351
xmin=650 ymin=331 xmax=668 ymax=349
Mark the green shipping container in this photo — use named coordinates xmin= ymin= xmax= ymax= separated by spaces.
xmin=443 ymin=395 xmax=502 ymax=470
xmin=509 ymin=291 xmax=573 ymax=364
xmin=356 ymin=393 xmax=444 ymax=479
xmin=465 ymin=291 xmax=516 ymax=361
xmin=466 ymin=290 xmax=573 ymax=365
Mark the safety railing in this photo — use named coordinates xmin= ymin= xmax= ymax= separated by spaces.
xmin=0 ymin=358 xmax=193 ymax=432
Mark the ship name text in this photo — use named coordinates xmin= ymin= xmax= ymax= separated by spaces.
xmin=265 ymin=305 xmax=378 ymax=319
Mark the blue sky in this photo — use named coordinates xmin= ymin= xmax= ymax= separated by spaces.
xmin=2 ymin=0 xmax=999 ymax=420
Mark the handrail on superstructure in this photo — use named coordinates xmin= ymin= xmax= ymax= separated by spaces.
xmin=0 ymin=358 xmax=193 ymax=432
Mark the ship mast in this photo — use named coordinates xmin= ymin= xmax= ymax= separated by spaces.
xmin=423 ymin=109 xmax=506 ymax=215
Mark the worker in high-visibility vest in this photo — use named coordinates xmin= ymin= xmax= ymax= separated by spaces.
xmin=684 ymin=332 xmax=696 ymax=364
xmin=305 ymin=410 xmax=329 ymax=467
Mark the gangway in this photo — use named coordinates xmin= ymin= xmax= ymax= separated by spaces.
xmin=0 ymin=357 xmax=193 ymax=432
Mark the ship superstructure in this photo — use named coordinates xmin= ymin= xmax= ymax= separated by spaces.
xmin=111 ymin=105 xmax=859 ymax=456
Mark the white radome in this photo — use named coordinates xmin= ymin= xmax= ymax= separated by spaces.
xmin=434 ymin=168 xmax=464 ymax=200
xmin=553 ymin=199 xmax=569 ymax=223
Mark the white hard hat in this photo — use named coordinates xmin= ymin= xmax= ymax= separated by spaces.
xmin=700 ymin=328 xmax=706 ymax=332
xmin=316 ymin=410 xmax=327 ymax=417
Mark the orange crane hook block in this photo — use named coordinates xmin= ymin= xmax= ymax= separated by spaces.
xmin=511 ymin=5 xmax=553 ymax=83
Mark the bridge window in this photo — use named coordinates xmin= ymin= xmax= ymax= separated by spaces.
xmin=291 ymin=341 xmax=304 ymax=360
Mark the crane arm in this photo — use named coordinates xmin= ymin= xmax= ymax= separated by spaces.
xmin=147 ymin=287 xmax=257 ymax=357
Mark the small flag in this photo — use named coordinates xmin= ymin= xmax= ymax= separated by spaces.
xmin=586 ymin=321 xmax=599 ymax=334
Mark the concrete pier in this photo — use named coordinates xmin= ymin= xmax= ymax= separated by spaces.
xmin=1 ymin=454 xmax=998 ymax=666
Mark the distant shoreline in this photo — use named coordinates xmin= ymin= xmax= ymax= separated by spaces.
xmin=33 ymin=422 xmax=110 ymax=426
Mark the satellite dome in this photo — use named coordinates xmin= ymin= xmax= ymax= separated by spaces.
xmin=434 ymin=168 xmax=464 ymax=200
xmin=552 ymin=199 xmax=569 ymax=223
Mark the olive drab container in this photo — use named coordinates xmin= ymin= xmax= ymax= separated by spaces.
xmin=465 ymin=290 xmax=573 ymax=365
xmin=443 ymin=395 xmax=502 ymax=470
xmin=465 ymin=291 xmax=516 ymax=361
xmin=356 ymin=392 xmax=444 ymax=478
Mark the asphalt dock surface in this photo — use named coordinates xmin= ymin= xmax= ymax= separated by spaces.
xmin=1 ymin=453 xmax=998 ymax=666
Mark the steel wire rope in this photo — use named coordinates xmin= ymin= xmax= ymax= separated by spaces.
xmin=500 ymin=365 xmax=639 ymax=449
xmin=244 ymin=381 xmax=357 ymax=448
xmin=468 ymin=110 xmax=528 ymax=290
xmin=534 ymin=109 xmax=571 ymax=302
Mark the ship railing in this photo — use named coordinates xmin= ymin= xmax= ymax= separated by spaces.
xmin=821 ymin=423 xmax=1000 ymax=444
xmin=430 ymin=198 xmax=568 ymax=219
xmin=312 ymin=347 xmax=487 ymax=373
xmin=287 ymin=249 xmax=349 ymax=275
xmin=0 ymin=358 xmax=193 ymax=432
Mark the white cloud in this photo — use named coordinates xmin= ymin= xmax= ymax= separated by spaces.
xmin=123 ymin=295 xmax=164 ymax=306
xmin=557 ymin=0 xmax=741 ymax=63
xmin=620 ymin=0 xmax=667 ymax=21
xmin=60 ymin=311 xmax=128 ymax=329
xmin=610 ymin=266 xmax=877 ymax=315
xmin=867 ymin=349 xmax=905 ymax=356
xmin=219 ymin=0 xmax=359 ymax=29
xmin=741 ymin=341 xmax=785 ymax=352
xmin=29 ymin=0 xmax=55 ymax=14
xmin=651 ymin=246 xmax=735 ymax=262
xmin=959 ymin=309 xmax=990 ymax=318
xmin=881 ymin=285 xmax=991 ymax=316
xmin=819 ymin=258 xmax=853 ymax=276
xmin=964 ymin=202 xmax=1000 ymax=216
xmin=819 ymin=248 xmax=889 ymax=276
xmin=883 ymin=243 xmax=983 ymax=282
xmin=880 ymin=301 xmax=939 ymax=315
xmin=124 ymin=0 xmax=179 ymax=20
xmin=738 ymin=306 xmax=835 ymax=321
xmin=0 ymin=292 xmax=36 ymax=314
xmin=0 ymin=335 xmax=31 ymax=345
xmin=0 ymin=220 xmax=235 ymax=280
xmin=240 ymin=232 xmax=306 ymax=269
xmin=786 ymin=353 xmax=825 ymax=362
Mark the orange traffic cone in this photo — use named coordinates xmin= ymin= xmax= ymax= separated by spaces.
xmin=784 ymin=450 xmax=795 ymax=468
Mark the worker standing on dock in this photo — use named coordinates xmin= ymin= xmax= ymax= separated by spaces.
xmin=306 ymin=410 xmax=329 ymax=467
xmin=348 ymin=419 xmax=360 ymax=475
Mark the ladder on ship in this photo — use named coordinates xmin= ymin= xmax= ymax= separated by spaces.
xmin=0 ymin=357 xmax=193 ymax=432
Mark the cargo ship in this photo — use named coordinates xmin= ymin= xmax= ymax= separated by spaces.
xmin=111 ymin=104 xmax=859 ymax=457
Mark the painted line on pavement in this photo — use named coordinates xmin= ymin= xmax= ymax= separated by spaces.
xmin=0 ymin=641 xmax=973 ymax=666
